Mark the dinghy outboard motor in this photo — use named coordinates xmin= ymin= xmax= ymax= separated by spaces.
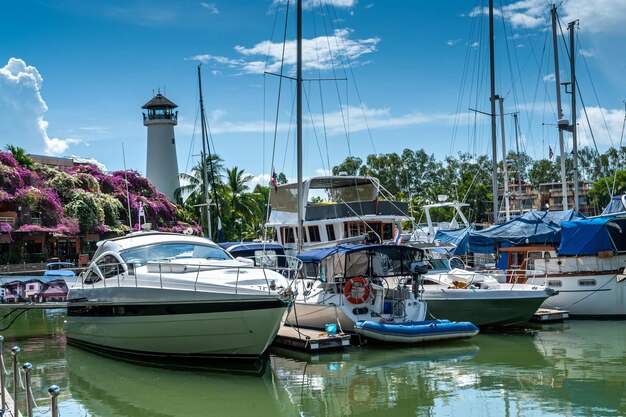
xmin=410 ymin=261 xmax=429 ymax=298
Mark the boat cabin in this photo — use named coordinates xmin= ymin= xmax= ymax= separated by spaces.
xmin=268 ymin=176 xmax=411 ymax=251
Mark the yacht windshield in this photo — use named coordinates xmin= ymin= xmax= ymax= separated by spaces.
xmin=120 ymin=243 xmax=232 ymax=265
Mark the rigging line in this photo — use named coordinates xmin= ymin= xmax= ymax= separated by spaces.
xmin=318 ymin=0 xmax=352 ymax=156
xmin=184 ymin=88 xmax=201 ymax=173
xmin=311 ymin=6 xmax=332 ymax=172
xmin=449 ymin=0 xmax=480 ymax=157
xmin=281 ymin=81 xmax=298 ymax=175
xmin=577 ymin=31 xmax=615 ymax=148
xmin=611 ymin=101 xmax=626 ymax=196
xmin=303 ymin=83 xmax=328 ymax=173
xmin=271 ymin=0 xmax=291 ymax=175
xmin=578 ymin=86 xmax=612 ymax=196
xmin=327 ymin=1 xmax=377 ymax=155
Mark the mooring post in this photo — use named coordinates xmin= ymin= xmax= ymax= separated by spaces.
xmin=0 ymin=335 xmax=5 ymax=411
xmin=22 ymin=363 xmax=32 ymax=417
xmin=48 ymin=385 xmax=60 ymax=417
xmin=10 ymin=346 xmax=20 ymax=417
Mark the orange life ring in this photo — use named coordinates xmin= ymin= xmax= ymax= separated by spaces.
xmin=343 ymin=276 xmax=370 ymax=305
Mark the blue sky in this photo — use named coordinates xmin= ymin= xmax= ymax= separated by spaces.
xmin=1 ymin=0 xmax=625 ymax=189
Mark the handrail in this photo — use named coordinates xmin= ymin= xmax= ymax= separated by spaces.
xmin=75 ymin=259 xmax=300 ymax=296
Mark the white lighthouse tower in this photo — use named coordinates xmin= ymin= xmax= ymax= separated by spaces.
xmin=142 ymin=92 xmax=180 ymax=201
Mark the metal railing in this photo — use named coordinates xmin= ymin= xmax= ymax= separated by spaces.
xmin=0 ymin=336 xmax=61 ymax=417
xmin=75 ymin=257 xmax=301 ymax=298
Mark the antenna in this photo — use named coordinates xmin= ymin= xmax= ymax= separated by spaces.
xmin=121 ymin=143 xmax=133 ymax=231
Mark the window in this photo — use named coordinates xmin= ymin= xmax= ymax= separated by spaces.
xmin=382 ymin=223 xmax=393 ymax=240
xmin=344 ymin=222 xmax=365 ymax=238
xmin=326 ymin=224 xmax=336 ymax=241
xmin=547 ymin=280 xmax=562 ymax=287
xmin=282 ymin=227 xmax=295 ymax=244
xmin=97 ymin=255 xmax=123 ymax=279
xmin=578 ymin=279 xmax=596 ymax=287
xmin=308 ymin=226 xmax=321 ymax=242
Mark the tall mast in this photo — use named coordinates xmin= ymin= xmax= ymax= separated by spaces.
xmin=296 ymin=0 xmax=304 ymax=253
xmin=513 ymin=113 xmax=523 ymax=212
xmin=499 ymin=97 xmax=510 ymax=221
xmin=568 ymin=20 xmax=580 ymax=213
xmin=197 ymin=65 xmax=212 ymax=239
xmin=551 ymin=4 xmax=568 ymax=210
xmin=489 ymin=0 xmax=499 ymax=224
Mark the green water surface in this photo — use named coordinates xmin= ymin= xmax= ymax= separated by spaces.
xmin=1 ymin=310 xmax=624 ymax=417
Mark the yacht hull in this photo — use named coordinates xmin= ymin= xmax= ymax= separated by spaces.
xmin=65 ymin=298 xmax=288 ymax=359
xmin=526 ymin=273 xmax=626 ymax=318
xmin=422 ymin=291 xmax=548 ymax=327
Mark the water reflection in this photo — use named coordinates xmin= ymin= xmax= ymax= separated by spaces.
xmin=271 ymin=342 xmax=480 ymax=417
xmin=65 ymin=346 xmax=286 ymax=417
xmin=1 ymin=314 xmax=625 ymax=417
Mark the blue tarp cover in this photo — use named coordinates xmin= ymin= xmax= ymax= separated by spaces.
xmin=557 ymin=217 xmax=614 ymax=255
xmin=434 ymin=210 xmax=583 ymax=255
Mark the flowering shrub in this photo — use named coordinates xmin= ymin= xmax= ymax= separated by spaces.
xmin=0 ymin=223 xmax=12 ymax=233
xmin=0 ymin=153 xmax=193 ymax=237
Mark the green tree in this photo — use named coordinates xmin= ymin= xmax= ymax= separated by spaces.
xmin=528 ymin=159 xmax=560 ymax=188
xmin=332 ymin=156 xmax=364 ymax=176
xmin=5 ymin=145 xmax=34 ymax=170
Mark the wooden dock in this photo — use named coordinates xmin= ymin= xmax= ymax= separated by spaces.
xmin=0 ymin=302 xmax=68 ymax=310
xmin=274 ymin=325 xmax=351 ymax=351
xmin=3 ymin=387 xmax=24 ymax=417
xmin=532 ymin=308 xmax=569 ymax=322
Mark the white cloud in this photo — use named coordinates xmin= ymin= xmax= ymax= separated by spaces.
xmin=447 ymin=39 xmax=461 ymax=46
xmin=0 ymin=58 xmax=82 ymax=156
xmin=579 ymin=48 xmax=595 ymax=57
xmin=188 ymin=28 xmax=379 ymax=74
xmin=200 ymin=3 xmax=219 ymax=14
xmin=543 ymin=73 xmax=555 ymax=82
xmin=469 ymin=0 xmax=626 ymax=35
xmin=578 ymin=106 xmax=625 ymax=147
xmin=273 ymin=0 xmax=357 ymax=9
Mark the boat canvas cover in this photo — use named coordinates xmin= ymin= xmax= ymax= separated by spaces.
xmin=441 ymin=210 xmax=583 ymax=255
xmin=557 ymin=216 xmax=626 ymax=255
xmin=434 ymin=227 xmax=494 ymax=255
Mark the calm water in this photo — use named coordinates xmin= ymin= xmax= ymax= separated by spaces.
xmin=2 ymin=310 xmax=625 ymax=417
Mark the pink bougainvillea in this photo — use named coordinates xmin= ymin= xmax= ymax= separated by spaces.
xmin=0 ymin=151 xmax=199 ymax=237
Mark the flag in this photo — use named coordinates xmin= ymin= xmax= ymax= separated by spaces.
xmin=393 ymin=227 xmax=402 ymax=245
xmin=270 ymin=171 xmax=278 ymax=191
xmin=549 ymin=146 xmax=554 ymax=159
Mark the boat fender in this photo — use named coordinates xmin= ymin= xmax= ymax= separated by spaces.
xmin=343 ymin=276 xmax=371 ymax=305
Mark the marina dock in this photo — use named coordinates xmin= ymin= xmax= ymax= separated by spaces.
xmin=532 ymin=308 xmax=569 ymax=322
xmin=274 ymin=325 xmax=351 ymax=351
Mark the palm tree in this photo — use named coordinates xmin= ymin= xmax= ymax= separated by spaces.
xmin=174 ymin=154 xmax=224 ymax=206
xmin=224 ymin=167 xmax=260 ymax=227
xmin=5 ymin=145 xmax=34 ymax=169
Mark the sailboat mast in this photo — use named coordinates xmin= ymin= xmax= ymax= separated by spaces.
xmin=513 ymin=113 xmax=523 ymax=212
xmin=197 ymin=65 xmax=212 ymax=239
xmin=568 ymin=20 xmax=580 ymax=212
xmin=489 ymin=0 xmax=499 ymax=224
xmin=499 ymin=97 xmax=510 ymax=221
xmin=296 ymin=0 xmax=304 ymax=253
xmin=551 ymin=4 xmax=568 ymax=210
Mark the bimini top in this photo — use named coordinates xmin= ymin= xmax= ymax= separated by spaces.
xmin=297 ymin=244 xmax=422 ymax=263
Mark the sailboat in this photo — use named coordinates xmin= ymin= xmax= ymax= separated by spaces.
xmin=265 ymin=0 xmax=479 ymax=343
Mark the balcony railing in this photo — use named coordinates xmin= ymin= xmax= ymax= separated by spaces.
xmin=0 ymin=217 xmax=15 ymax=225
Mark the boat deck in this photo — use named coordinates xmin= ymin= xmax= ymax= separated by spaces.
xmin=274 ymin=325 xmax=351 ymax=351
xmin=0 ymin=302 xmax=68 ymax=309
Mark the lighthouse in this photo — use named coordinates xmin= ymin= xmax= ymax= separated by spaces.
xmin=142 ymin=92 xmax=180 ymax=201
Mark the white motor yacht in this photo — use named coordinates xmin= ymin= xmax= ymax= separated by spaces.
xmin=64 ymin=232 xmax=293 ymax=360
